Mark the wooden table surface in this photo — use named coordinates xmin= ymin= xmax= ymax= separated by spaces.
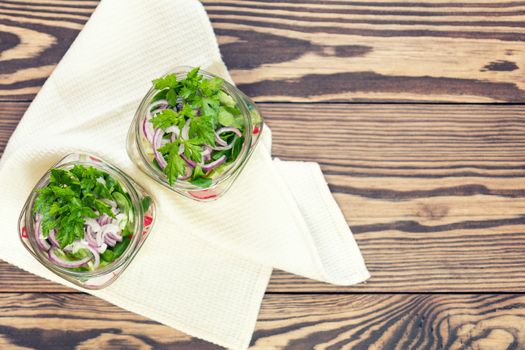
xmin=1 ymin=0 xmax=525 ymax=349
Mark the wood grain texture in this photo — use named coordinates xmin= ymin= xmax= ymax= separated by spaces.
xmin=1 ymin=0 xmax=525 ymax=102
xmin=0 ymin=293 xmax=525 ymax=349
xmin=2 ymin=102 xmax=525 ymax=293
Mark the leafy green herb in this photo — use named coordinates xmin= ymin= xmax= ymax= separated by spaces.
xmin=141 ymin=196 xmax=151 ymax=213
xmin=153 ymin=73 xmax=179 ymax=90
xmin=101 ymin=249 xmax=114 ymax=262
xmin=151 ymin=109 xmax=183 ymax=130
xmin=182 ymin=138 xmax=203 ymax=163
xmin=189 ymin=177 xmax=213 ymax=188
xmin=189 ymin=115 xmax=215 ymax=146
xmin=113 ymin=237 xmax=131 ymax=259
xmin=159 ymin=141 xmax=187 ymax=185
xmin=33 ymin=165 xmax=129 ymax=248
xmin=218 ymin=108 xmax=236 ymax=127
xmin=148 ymin=67 xmax=248 ymax=188
xmin=166 ymin=88 xmax=178 ymax=106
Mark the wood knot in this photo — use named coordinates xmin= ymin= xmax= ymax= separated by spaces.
xmin=416 ymin=203 xmax=449 ymax=221
xmin=481 ymin=60 xmax=518 ymax=72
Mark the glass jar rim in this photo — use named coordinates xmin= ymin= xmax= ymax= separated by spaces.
xmin=133 ymin=66 xmax=255 ymax=191
xmin=21 ymin=156 xmax=145 ymax=279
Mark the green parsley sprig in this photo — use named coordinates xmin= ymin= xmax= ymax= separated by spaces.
xmin=33 ymin=165 xmax=130 ymax=248
xmin=149 ymin=67 xmax=244 ymax=186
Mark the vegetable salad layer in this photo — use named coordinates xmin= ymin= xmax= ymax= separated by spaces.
xmin=32 ymin=165 xmax=137 ymax=271
xmin=142 ymin=67 xmax=246 ymax=188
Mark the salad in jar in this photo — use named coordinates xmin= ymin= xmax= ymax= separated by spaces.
xmin=31 ymin=165 xmax=137 ymax=271
xmin=140 ymin=67 xmax=261 ymax=190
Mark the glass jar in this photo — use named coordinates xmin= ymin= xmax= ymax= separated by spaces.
xmin=18 ymin=152 xmax=157 ymax=289
xmin=127 ymin=66 xmax=264 ymax=201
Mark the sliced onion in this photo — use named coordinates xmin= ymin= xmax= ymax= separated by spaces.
xmin=49 ymin=247 xmax=91 ymax=268
xmin=143 ymin=100 xmax=168 ymax=143
xmin=148 ymin=99 xmax=169 ymax=112
xmin=153 ymin=128 xmax=168 ymax=169
xmin=176 ymin=98 xmax=184 ymax=111
xmin=101 ymin=223 xmax=120 ymax=236
xmin=215 ymin=134 xmax=227 ymax=147
xmin=202 ymin=146 xmax=212 ymax=162
xmin=95 ymin=228 xmax=105 ymax=246
xmin=181 ymin=153 xmax=196 ymax=168
xmin=217 ymin=126 xmax=242 ymax=138
xmin=105 ymin=236 xmax=117 ymax=247
xmin=181 ymin=119 xmax=190 ymax=140
xmin=48 ymin=229 xmax=60 ymax=247
xmin=166 ymin=125 xmax=180 ymax=142
xmin=97 ymin=243 xmax=108 ymax=254
xmin=149 ymin=108 xmax=165 ymax=118
xmin=178 ymin=166 xmax=192 ymax=181
xmin=107 ymin=232 xmax=123 ymax=242
xmin=212 ymin=143 xmax=234 ymax=151
xmin=97 ymin=214 xmax=111 ymax=226
xmin=202 ymin=155 xmax=227 ymax=172
xmin=213 ymin=127 xmax=242 ymax=151
xmin=85 ymin=218 xmax=101 ymax=233
xmin=64 ymin=241 xmax=100 ymax=269
xmin=115 ymin=213 xmax=127 ymax=223
xmin=142 ymin=115 xmax=155 ymax=143
xmin=34 ymin=216 xmax=51 ymax=251
xmin=101 ymin=199 xmax=117 ymax=209
xmin=85 ymin=231 xmax=98 ymax=249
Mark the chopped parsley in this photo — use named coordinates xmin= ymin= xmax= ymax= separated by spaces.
xmin=147 ymin=67 xmax=246 ymax=186
xmin=33 ymin=165 xmax=130 ymax=248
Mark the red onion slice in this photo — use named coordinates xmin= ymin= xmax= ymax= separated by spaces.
xmin=202 ymin=155 xmax=227 ymax=172
xmin=64 ymin=241 xmax=100 ymax=269
xmin=212 ymin=127 xmax=242 ymax=151
xmin=34 ymin=216 xmax=51 ymax=251
xmin=215 ymin=133 xmax=227 ymax=147
xmin=178 ymin=166 xmax=192 ymax=181
xmin=85 ymin=218 xmax=101 ymax=233
xmin=49 ymin=247 xmax=92 ymax=268
xmin=148 ymin=99 xmax=169 ymax=111
xmin=85 ymin=232 xmax=98 ymax=249
xmin=149 ymin=108 xmax=165 ymax=118
xmin=202 ymin=146 xmax=212 ymax=162
xmin=115 ymin=213 xmax=127 ymax=225
xmin=48 ymin=229 xmax=60 ymax=247
xmin=101 ymin=223 xmax=120 ymax=247
xmin=217 ymin=126 xmax=242 ymax=138
xmin=182 ymin=119 xmax=190 ymax=140
xmin=166 ymin=125 xmax=180 ymax=142
xmin=153 ymin=128 xmax=168 ymax=169
xmin=143 ymin=100 xmax=168 ymax=143
xmin=142 ymin=115 xmax=155 ymax=143
xmin=181 ymin=153 xmax=196 ymax=168
xmin=97 ymin=243 xmax=108 ymax=254
xmin=101 ymin=223 xmax=120 ymax=235
xmin=212 ymin=143 xmax=234 ymax=151
xmin=107 ymin=232 xmax=123 ymax=242
xmin=105 ymin=236 xmax=117 ymax=247
xmin=97 ymin=214 xmax=111 ymax=226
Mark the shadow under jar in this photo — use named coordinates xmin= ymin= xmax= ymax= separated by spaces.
xmin=127 ymin=66 xmax=264 ymax=201
xmin=18 ymin=152 xmax=157 ymax=289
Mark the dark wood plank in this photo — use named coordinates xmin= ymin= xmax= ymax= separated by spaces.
xmin=2 ymin=102 xmax=525 ymax=293
xmin=0 ymin=293 xmax=524 ymax=349
xmin=1 ymin=0 xmax=525 ymax=102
